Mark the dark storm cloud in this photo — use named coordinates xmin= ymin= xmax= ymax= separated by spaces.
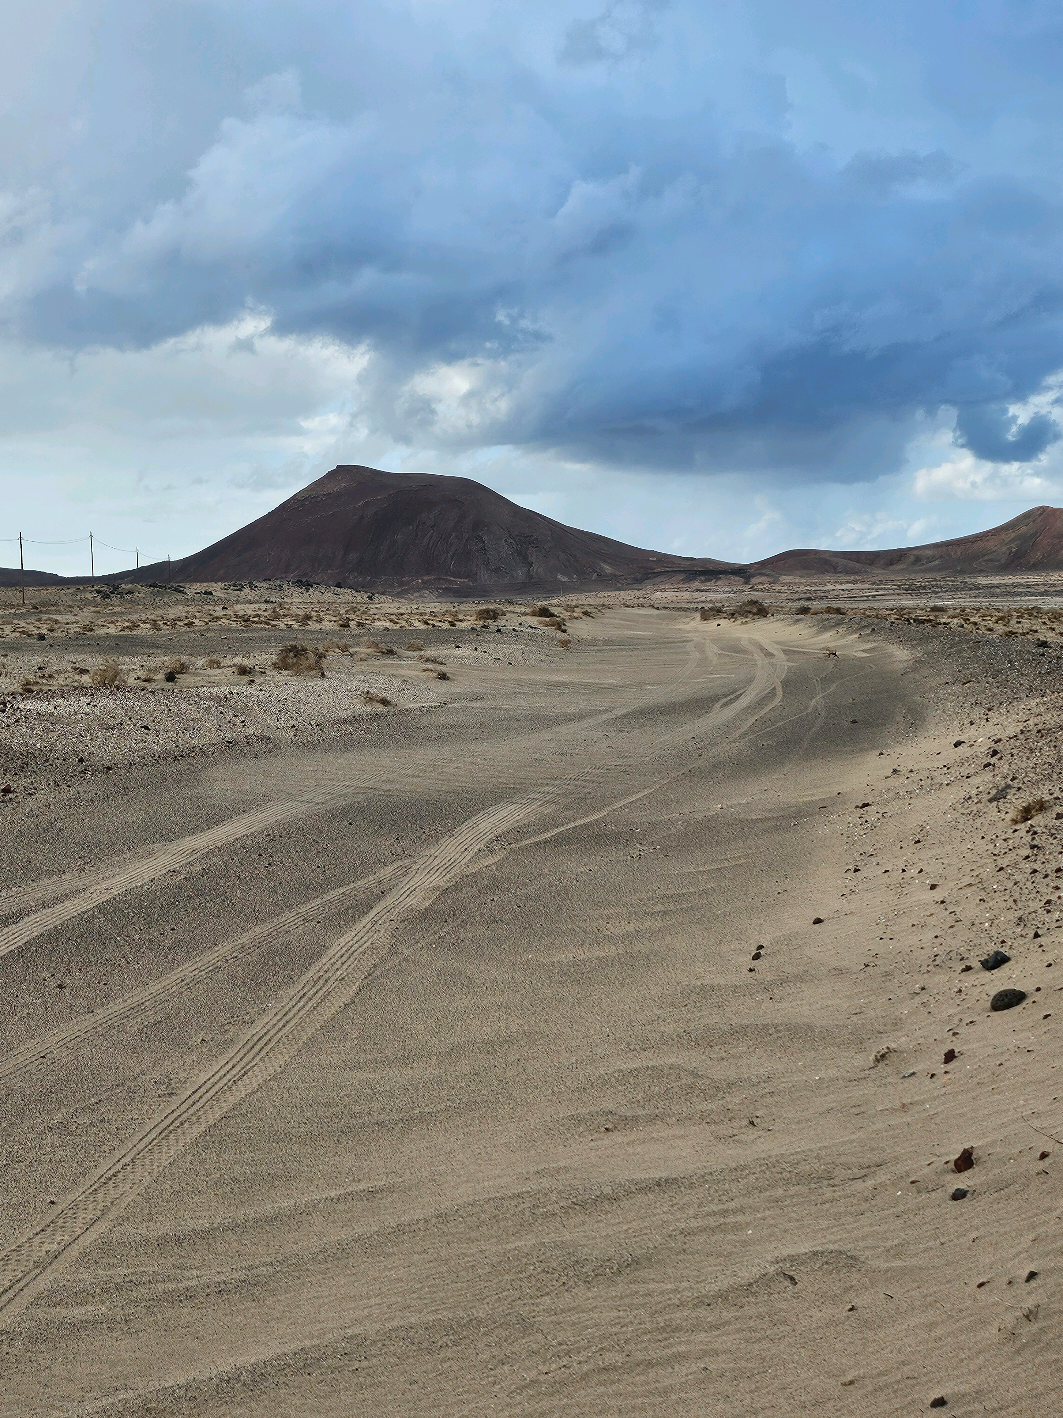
xmin=4 ymin=0 xmax=1063 ymax=479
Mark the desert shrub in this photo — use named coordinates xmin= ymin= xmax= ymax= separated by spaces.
xmin=272 ymin=643 xmax=325 ymax=676
xmin=735 ymin=598 xmax=770 ymax=618
xmin=795 ymin=605 xmax=812 ymax=615
xmin=436 ymin=669 xmax=449 ymax=680
xmin=91 ymin=659 xmax=125 ymax=688
xmin=361 ymin=690 xmax=392 ymax=706
xmin=1011 ymin=797 xmax=1049 ymax=824
xmin=164 ymin=657 xmax=189 ymax=675
xmin=320 ymin=640 xmax=350 ymax=652
xmin=813 ymin=605 xmax=847 ymax=616
xmin=475 ymin=607 xmax=501 ymax=621
xmin=203 ymin=657 xmax=222 ymax=669
xmin=558 ymin=636 xmax=571 ymax=648
xmin=234 ymin=663 xmax=253 ymax=675
xmin=361 ymin=638 xmax=396 ymax=655
xmin=532 ymin=606 xmax=553 ymax=617
xmin=419 ymin=653 xmax=445 ymax=665
xmin=404 ymin=640 xmax=425 ymax=651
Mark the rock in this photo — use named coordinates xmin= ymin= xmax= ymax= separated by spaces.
xmin=1025 ymin=1270 xmax=1038 ymax=1282
xmin=953 ymin=1146 xmax=975 ymax=1173
xmin=930 ymin=1399 xmax=947 ymax=1409
xmin=954 ymin=739 xmax=965 ymax=747
xmin=812 ymin=917 xmax=823 ymax=924
xmin=901 ymin=1070 xmax=916 ymax=1078
xmin=991 ymin=988 xmax=1027 ymax=1011
xmin=943 ymin=1048 xmax=956 ymax=1064
xmin=980 ymin=949 xmax=1010 ymax=971
xmin=1039 ymin=1150 xmax=1050 ymax=1160
xmin=950 ymin=1188 xmax=968 ymax=1201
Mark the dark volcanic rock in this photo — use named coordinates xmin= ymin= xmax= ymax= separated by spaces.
xmin=107 ymin=465 xmax=736 ymax=594
xmin=980 ymin=949 xmax=1011 ymax=971
xmin=990 ymin=988 xmax=1027 ymax=1011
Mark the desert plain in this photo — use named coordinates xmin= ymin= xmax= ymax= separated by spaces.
xmin=2 ymin=577 xmax=1063 ymax=1415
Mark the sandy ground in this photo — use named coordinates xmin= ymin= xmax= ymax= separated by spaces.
xmin=1 ymin=593 xmax=1062 ymax=1416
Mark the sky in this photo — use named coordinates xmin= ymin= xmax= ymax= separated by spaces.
xmin=3 ymin=0 xmax=1063 ymax=575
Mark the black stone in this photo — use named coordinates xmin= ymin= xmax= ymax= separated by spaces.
xmin=951 ymin=1187 xmax=969 ymax=1201
xmin=930 ymin=1400 xmax=947 ymax=1409
xmin=980 ymin=949 xmax=1011 ymax=971
xmin=990 ymin=988 xmax=1027 ymax=1011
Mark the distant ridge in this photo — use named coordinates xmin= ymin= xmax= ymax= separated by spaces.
xmin=748 ymin=506 xmax=1063 ymax=577
xmin=9 ymin=491 xmax=1063 ymax=593
xmin=106 ymin=465 xmax=736 ymax=594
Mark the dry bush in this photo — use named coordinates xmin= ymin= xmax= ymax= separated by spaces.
xmin=203 ymin=656 xmax=222 ymax=669
xmin=272 ymin=643 xmax=325 ymax=676
xmin=361 ymin=690 xmax=392 ymax=706
xmin=404 ymin=640 xmax=425 ymax=651
xmin=320 ymin=640 xmax=350 ymax=652
xmin=361 ymin=638 xmax=396 ymax=655
xmin=419 ymin=653 xmax=445 ymax=665
xmin=531 ymin=606 xmax=553 ymax=617
xmin=795 ymin=605 xmax=812 ymax=615
xmin=164 ymin=657 xmax=189 ymax=675
xmin=735 ymin=598 xmax=770 ymax=619
xmin=699 ymin=607 xmax=725 ymax=621
xmin=475 ymin=607 xmax=501 ymax=621
xmin=1011 ymin=797 xmax=1049 ymax=824
xmin=234 ymin=663 xmax=253 ymax=675
xmin=813 ymin=605 xmax=847 ymax=616
xmin=90 ymin=659 xmax=125 ymax=688
xmin=558 ymin=636 xmax=571 ymax=648
xmin=436 ymin=669 xmax=450 ymax=680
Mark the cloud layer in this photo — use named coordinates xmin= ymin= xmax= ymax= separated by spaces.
xmin=3 ymin=0 xmax=1063 ymax=563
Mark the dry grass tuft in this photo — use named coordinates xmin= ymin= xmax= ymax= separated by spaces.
xmin=361 ymin=690 xmax=392 ymax=707
xmin=320 ymin=640 xmax=350 ymax=653
xmin=404 ymin=640 xmax=425 ymax=651
xmin=272 ymin=643 xmax=325 ymax=676
xmin=475 ymin=607 xmax=501 ymax=621
xmin=1011 ymin=797 xmax=1049 ymax=824
xmin=361 ymin=638 xmax=396 ymax=656
xmin=735 ymin=598 xmax=770 ymax=619
xmin=234 ymin=663 xmax=253 ymax=675
xmin=164 ymin=657 xmax=190 ymax=676
xmin=90 ymin=659 xmax=126 ymax=688
xmin=795 ymin=605 xmax=812 ymax=615
xmin=203 ymin=657 xmax=222 ymax=669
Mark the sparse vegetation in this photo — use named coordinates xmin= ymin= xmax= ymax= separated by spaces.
xmin=361 ymin=691 xmax=393 ymax=706
xmin=795 ymin=605 xmax=812 ymax=614
xmin=404 ymin=640 xmax=425 ymax=651
xmin=203 ymin=657 xmax=222 ymax=669
xmin=1011 ymin=797 xmax=1049 ymax=824
xmin=475 ymin=607 xmax=501 ymax=621
xmin=361 ymin=638 xmax=396 ymax=655
xmin=272 ymin=643 xmax=325 ymax=676
xmin=90 ymin=659 xmax=125 ymax=688
xmin=735 ymin=598 xmax=770 ymax=619
xmin=164 ymin=657 xmax=189 ymax=676
xmin=234 ymin=663 xmax=253 ymax=675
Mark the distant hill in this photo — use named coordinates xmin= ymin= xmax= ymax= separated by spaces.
xmin=747 ymin=505 xmax=1063 ymax=577
xmin=0 ymin=567 xmax=66 ymax=588
xmin=110 ymin=465 xmax=736 ymax=593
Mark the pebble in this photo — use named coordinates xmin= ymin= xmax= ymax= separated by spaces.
xmin=950 ymin=1187 xmax=969 ymax=1201
xmin=1025 ymin=1270 xmax=1038 ymax=1283
xmin=930 ymin=1399 xmax=947 ymax=1409
xmin=812 ymin=916 xmax=824 ymax=924
xmin=990 ymin=988 xmax=1027 ymax=1011
xmin=980 ymin=949 xmax=1011 ymax=971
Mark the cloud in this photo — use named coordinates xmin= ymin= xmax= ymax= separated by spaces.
xmin=2 ymin=0 xmax=1063 ymax=550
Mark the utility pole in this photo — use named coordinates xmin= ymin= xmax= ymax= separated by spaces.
xmin=135 ymin=547 xmax=139 ymax=569
xmin=18 ymin=531 xmax=24 ymax=606
xmin=89 ymin=530 xmax=95 ymax=583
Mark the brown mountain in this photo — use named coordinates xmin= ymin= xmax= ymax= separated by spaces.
xmin=115 ymin=465 xmax=736 ymax=593
xmin=0 ymin=567 xmax=65 ymax=588
xmin=748 ymin=506 xmax=1063 ymax=577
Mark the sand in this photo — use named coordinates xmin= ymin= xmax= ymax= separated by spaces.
xmin=0 ymin=592 xmax=1061 ymax=1416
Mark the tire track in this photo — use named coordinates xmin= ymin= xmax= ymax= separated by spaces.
xmin=0 ymin=860 xmax=407 ymax=1086
xmin=0 ymin=791 xmax=551 ymax=1325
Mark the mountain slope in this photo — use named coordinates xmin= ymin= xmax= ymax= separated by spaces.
xmin=749 ymin=506 xmax=1063 ymax=576
xmin=117 ymin=465 xmax=735 ymax=592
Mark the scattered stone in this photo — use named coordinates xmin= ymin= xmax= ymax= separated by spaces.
xmin=812 ymin=916 xmax=824 ymax=924
xmin=1039 ymin=1150 xmax=1050 ymax=1160
xmin=1025 ymin=1270 xmax=1039 ymax=1283
xmin=953 ymin=1146 xmax=975 ymax=1173
xmin=751 ymin=950 xmax=762 ymax=960
xmin=930 ymin=1398 xmax=947 ymax=1409
xmin=950 ymin=1188 xmax=968 ymax=1201
xmin=943 ymin=1048 xmax=956 ymax=1064
xmin=953 ymin=739 xmax=965 ymax=747
xmin=991 ymin=988 xmax=1027 ymax=1011
xmin=901 ymin=1070 xmax=916 ymax=1078
xmin=980 ymin=949 xmax=1011 ymax=971
xmin=961 ymin=963 xmax=972 ymax=972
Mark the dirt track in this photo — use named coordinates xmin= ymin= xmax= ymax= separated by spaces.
xmin=1 ymin=608 xmax=1060 ymax=1416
